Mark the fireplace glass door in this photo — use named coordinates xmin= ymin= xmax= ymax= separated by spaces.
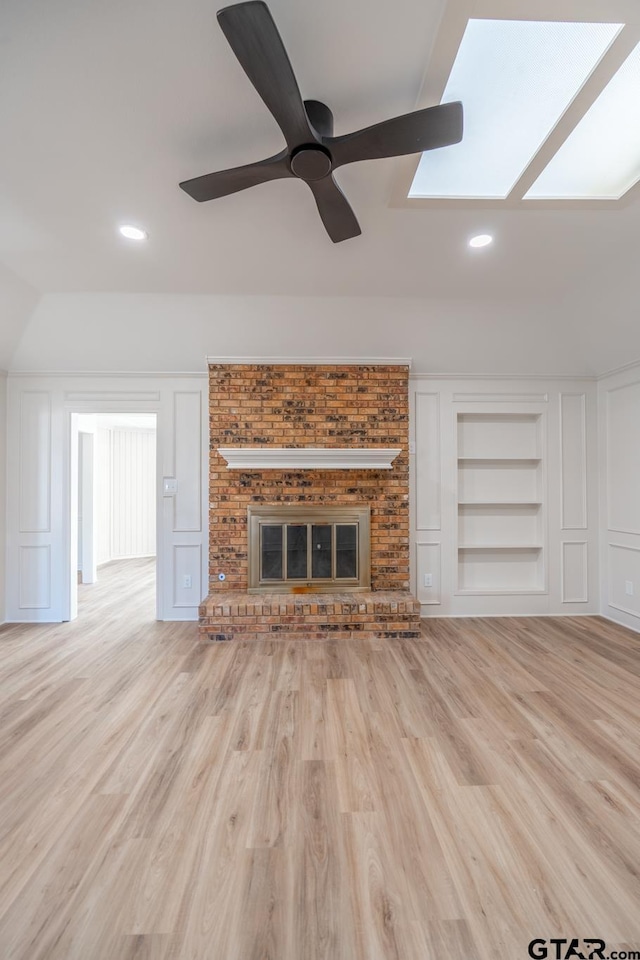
xmin=248 ymin=506 xmax=370 ymax=593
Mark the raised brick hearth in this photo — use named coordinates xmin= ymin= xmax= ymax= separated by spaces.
xmin=199 ymin=361 xmax=420 ymax=640
xmin=199 ymin=591 xmax=421 ymax=641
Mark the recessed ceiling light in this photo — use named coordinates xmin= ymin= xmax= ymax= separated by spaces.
xmin=469 ymin=234 xmax=493 ymax=248
xmin=119 ymin=224 xmax=148 ymax=241
xmin=408 ymin=19 xmax=622 ymax=200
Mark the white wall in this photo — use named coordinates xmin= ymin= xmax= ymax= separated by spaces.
xmin=11 ymin=293 xmax=596 ymax=377
xmin=6 ymin=365 xmax=638 ymax=628
xmin=411 ymin=377 xmax=600 ymax=617
xmin=0 ymin=263 xmax=39 ymax=370
xmin=0 ymin=372 xmax=6 ymax=622
xmin=93 ymin=425 xmax=156 ymax=563
xmin=5 ymin=374 xmax=208 ymax=622
xmin=598 ymin=362 xmax=640 ymax=632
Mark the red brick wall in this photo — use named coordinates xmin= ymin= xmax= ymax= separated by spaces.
xmin=208 ymin=363 xmax=410 ymax=593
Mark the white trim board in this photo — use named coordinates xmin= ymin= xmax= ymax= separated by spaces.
xmin=8 ymin=371 xmax=208 ymax=379
xmin=206 ymin=356 xmax=413 ymax=367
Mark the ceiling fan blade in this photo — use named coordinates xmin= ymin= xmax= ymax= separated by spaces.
xmin=326 ymin=101 xmax=463 ymax=168
xmin=306 ymin=175 xmax=361 ymax=243
xmin=217 ymin=1 xmax=314 ymax=150
xmin=179 ymin=149 xmax=292 ymax=202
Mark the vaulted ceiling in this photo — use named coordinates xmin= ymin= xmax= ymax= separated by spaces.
xmin=1 ymin=0 xmax=640 ymax=373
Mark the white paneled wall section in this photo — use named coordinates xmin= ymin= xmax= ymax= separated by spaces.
xmin=0 ymin=372 xmax=7 ymax=622
xmin=598 ymin=362 xmax=640 ymax=631
xmin=5 ymin=375 xmax=208 ymax=621
xmin=410 ymin=378 xmax=599 ymax=617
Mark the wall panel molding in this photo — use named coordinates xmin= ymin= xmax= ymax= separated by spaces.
xmin=173 ymin=544 xmax=202 ymax=607
xmin=19 ymin=545 xmax=51 ymax=609
xmin=561 ymin=541 xmax=588 ymax=603
xmin=608 ymin=542 xmax=640 ymax=618
xmin=415 ymin=392 xmax=441 ymax=531
xmin=452 ymin=392 xmax=548 ymax=403
xmin=173 ymin=391 xmax=202 ymax=533
xmin=559 ymin=392 xmax=587 ymax=530
xmin=606 ymin=380 xmax=640 ymax=535
xmin=416 ymin=541 xmax=441 ymax=605
xmin=64 ymin=391 xmax=161 ymax=403
xmin=19 ymin=391 xmax=51 ymax=533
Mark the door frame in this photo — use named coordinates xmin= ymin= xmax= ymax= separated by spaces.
xmin=63 ymin=402 xmax=161 ymax=621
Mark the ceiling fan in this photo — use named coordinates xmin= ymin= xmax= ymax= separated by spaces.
xmin=179 ymin=1 xmax=463 ymax=242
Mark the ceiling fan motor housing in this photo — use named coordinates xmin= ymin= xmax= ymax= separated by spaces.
xmin=290 ymin=144 xmax=332 ymax=181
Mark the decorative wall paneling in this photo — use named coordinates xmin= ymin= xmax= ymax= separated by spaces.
xmin=6 ymin=385 xmax=63 ymax=620
xmin=5 ymin=375 xmax=208 ymax=622
xmin=168 ymin=389 xmax=205 ymax=611
xmin=598 ymin=365 xmax=640 ymax=631
xmin=605 ymin=381 xmax=640 ymax=535
xmin=415 ymin=541 xmax=441 ymax=605
xmin=607 ymin=543 xmax=640 ymax=619
xmin=410 ymin=378 xmax=598 ymax=617
xmin=560 ymin=393 xmax=587 ymax=530
xmin=0 ymin=373 xmax=6 ymax=622
xmin=414 ymin=392 xmax=440 ymax=531
xmin=561 ymin=541 xmax=589 ymax=603
xmin=18 ymin=545 xmax=51 ymax=609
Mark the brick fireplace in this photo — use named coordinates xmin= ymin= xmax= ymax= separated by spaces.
xmin=199 ymin=361 xmax=420 ymax=640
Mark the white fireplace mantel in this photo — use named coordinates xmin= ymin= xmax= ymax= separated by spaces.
xmin=217 ymin=447 xmax=402 ymax=470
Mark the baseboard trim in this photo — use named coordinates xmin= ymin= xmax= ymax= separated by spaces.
xmin=420 ymin=612 xmax=601 ymax=621
xmin=599 ymin=612 xmax=640 ymax=635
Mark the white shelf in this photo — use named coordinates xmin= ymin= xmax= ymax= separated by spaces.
xmin=457 ymin=413 xmax=541 ymax=459
xmin=456 ymin=412 xmax=545 ymax=596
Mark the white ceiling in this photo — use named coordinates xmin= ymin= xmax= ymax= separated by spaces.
xmin=1 ymin=0 xmax=640 ymax=374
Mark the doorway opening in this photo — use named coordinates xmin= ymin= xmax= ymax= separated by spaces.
xmin=73 ymin=412 xmax=157 ymax=620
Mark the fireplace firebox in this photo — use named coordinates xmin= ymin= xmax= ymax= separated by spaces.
xmin=248 ymin=505 xmax=370 ymax=593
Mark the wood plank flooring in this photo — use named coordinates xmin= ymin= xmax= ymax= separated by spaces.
xmin=0 ymin=560 xmax=639 ymax=959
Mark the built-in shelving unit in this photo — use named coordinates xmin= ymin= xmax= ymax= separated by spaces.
xmin=456 ymin=414 xmax=545 ymax=595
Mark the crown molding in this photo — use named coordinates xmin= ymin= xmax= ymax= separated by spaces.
xmin=206 ymin=356 xmax=412 ymax=367
xmin=217 ymin=447 xmax=402 ymax=470
xmin=6 ymin=370 xmax=207 ymax=379
xmin=597 ymin=358 xmax=640 ymax=380
xmin=409 ymin=372 xmax=597 ymax=382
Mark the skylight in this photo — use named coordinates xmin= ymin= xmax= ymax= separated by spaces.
xmin=525 ymin=40 xmax=640 ymax=199
xmin=408 ymin=19 xmax=623 ymax=200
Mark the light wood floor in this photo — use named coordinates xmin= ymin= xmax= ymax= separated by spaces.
xmin=0 ymin=560 xmax=639 ymax=960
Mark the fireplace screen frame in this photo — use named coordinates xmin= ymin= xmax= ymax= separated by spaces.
xmin=248 ymin=505 xmax=371 ymax=594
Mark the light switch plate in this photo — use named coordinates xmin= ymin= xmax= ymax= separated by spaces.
xmin=163 ymin=477 xmax=178 ymax=496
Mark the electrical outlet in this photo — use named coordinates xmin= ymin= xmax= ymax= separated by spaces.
xmin=409 ymin=440 xmax=416 ymax=455
xmin=182 ymin=574 xmax=192 ymax=589
xmin=423 ymin=573 xmax=433 ymax=588
xmin=625 ymin=580 xmax=634 ymax=596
